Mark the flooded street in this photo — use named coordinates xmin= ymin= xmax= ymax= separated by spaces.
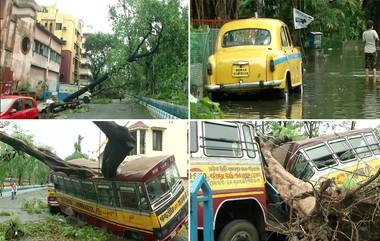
xmin=218 ymin=41 xmax=380 ymax=119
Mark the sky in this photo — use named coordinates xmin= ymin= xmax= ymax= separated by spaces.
xmin=35 ymin=0 xmax=118 ymax=33
xmin=35 ymin=0 xmax=189 ymax=33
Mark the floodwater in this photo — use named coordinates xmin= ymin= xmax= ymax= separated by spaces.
xmin=218 ymin=41 xmax=380 ymax=119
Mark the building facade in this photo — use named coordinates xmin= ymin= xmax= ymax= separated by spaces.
xmin=0 ymin=0 xmax=63 ymax=97
xmin=79 ymin=33 xmax=91 ymax=86
xmin=37 ymin=6 xmax=83 ymax=85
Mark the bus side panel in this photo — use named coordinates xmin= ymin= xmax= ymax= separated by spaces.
xmin=196 ymin=188 xmax=267 ymax=228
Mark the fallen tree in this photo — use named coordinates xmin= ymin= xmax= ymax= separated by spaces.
xmin=258 ymin=136 xmax=380 ymax=241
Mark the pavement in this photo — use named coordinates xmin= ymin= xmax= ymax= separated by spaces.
xmin=55 ymin=99 xmax=153 ymax=119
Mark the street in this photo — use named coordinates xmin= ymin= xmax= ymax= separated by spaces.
xmin=55 ymin=99 xmax=153 ymax=119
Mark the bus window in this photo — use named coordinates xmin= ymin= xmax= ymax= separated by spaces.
xmin=190 ymin=122 xmax=198 ymax=153
xmin=364 ymin=134 xmax=380 ymax=155
xmin=81 ymin=181 xmax=97 ymax=202
xmin=203 ymin=122 xmax=242 ymax=157
xmin=291 ymin=152 xmax=314 ymax=180
xmin=243 ymin=125 xmax=256 ymax=158
xmin=56 ymin=176 xmax=64 ymax=192
xmin=349 ymin=136 xmax=372 ymax=159
xmin=63 ymin=178 xmax=72 ymax=195
xmin=119 ymin=185 xmax=139 ymax=210
xmin=305 ymin=144 xmax=337 ymax=169
xmin=71 ymin=179 xmax=82 ymax=197
xmin=329 ymin=140 xmax=356 ymax=163
xmin=138 ymin=185 xmax=149 ymax=211
xmin=97 ymin=184 xmax=114 ymax=207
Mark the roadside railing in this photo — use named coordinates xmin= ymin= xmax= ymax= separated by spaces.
xmin=1 ymin=184 xmax=48 ymax=193
xmin=190 ymin=175 xmax=214 ymax=241
xmin=136 ymin=96 xmax=188 ymax=119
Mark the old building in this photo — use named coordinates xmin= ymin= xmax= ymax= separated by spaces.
xmin=79 ymin=33 xmax=92 ymax=86
xmin=0 ymin=0 xmax=63 ymax=97
xmin=37 ymin=6 xmax=83 ymax=85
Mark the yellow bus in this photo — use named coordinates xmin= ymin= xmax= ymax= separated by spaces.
xmin=49 ymin=155 xmax=188 ymax=241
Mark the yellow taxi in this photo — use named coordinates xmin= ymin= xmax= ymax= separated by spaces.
xmin=207 ymin=18 xmax=303 ymax=96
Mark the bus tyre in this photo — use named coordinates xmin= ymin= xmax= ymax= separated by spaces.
xmin=218 ymin=220 xmax=259 ymax=241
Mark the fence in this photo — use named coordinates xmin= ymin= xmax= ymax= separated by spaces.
xmin=190 ymin=28 xmax=220 ymax=98
xmin=136 ymin=96 xmax=188 ymax=119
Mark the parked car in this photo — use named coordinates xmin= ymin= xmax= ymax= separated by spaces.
xmin=0 ymin=95 xmax=39 ymax=119
xmin=207 ymin=18 xmax=303 ymax=97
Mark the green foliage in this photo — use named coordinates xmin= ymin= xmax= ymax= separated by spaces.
xmin=270 ymin=122 xmax=307 ymax=141
xmin=191 ymin=97 xmax=224 ymax=119
xmin=0 ymin=125 xmax=50 ymax=185
xmin=0 ymin=214 xmax=123 ymax=241
xmin=21 ymin=198 xmax=47 ymax=214
xmin=0 ymin=211 xmax=12 ymax=216
xmin=65 ymin=135 xmax=89 ymax=161
xmin=17 ymin=82 xmax=32 ymax=92
xmin=101 ymin=0 xmax=188 ymax=104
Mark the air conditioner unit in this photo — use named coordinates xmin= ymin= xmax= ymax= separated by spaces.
xmin=63 ymin=26 xmax=67 ymax=31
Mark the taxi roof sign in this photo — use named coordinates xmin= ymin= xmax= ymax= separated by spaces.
xmin=293 ymin=8 xmax=314 ymax=29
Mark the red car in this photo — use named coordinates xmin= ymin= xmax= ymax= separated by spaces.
xmin=0 ymin=95 xmax=39 ymax=119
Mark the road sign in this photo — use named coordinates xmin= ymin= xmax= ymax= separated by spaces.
xmin=293 ymin=8 xmax=314 ymax=29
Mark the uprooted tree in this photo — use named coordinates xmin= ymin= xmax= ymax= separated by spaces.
xmin=0 ymin=122 xmax=135 ymax=179
xmin=258 ymin=136 xmax=380 ymax=241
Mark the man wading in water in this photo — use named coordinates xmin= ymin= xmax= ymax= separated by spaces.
xmin=363 ymin=20 xmax=379 ymax=79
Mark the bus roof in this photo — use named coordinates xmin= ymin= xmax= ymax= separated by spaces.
xmin=114 ymin=155 xmax=175 ymax=182
xmin=274 ymin=128 xmax=374 ymax=164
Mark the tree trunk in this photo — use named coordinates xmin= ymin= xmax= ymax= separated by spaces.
xmin=0 ymin=132 xmax=97 ymax=178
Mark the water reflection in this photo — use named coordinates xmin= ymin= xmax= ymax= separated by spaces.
xmin=219 ymin=41 xmax=380 ymax=119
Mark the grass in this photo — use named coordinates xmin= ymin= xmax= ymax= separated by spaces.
xmin=21 ymin=198 xmax=47 ymax=214
xmin=0 ymin=211 xmax=12 ymax=217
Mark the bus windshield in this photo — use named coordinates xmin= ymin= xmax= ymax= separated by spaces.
xmin=146 ymin=164 xmax=181 ymax=205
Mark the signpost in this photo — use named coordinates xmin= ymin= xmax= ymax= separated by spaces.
xmin=293 ymin=8 xmax=314 ymax=29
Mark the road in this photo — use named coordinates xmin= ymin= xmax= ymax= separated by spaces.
xmin=0 ymin=188 xmax=47 ymax=224
xmin=55 ymin=99 xmax=153 ymax=119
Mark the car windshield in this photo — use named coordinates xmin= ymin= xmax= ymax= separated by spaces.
xmin=146 ymin=164 xmax=181 ymax=204
xmin=222 ymin=28 xmax=271 ymax=47
xmin=0 ymin=99 xmax=14 ymax=113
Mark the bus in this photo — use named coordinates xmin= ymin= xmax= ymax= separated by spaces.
xmin=48 ymin=155 xmax=188 ymax=241
xmin=190 ymin=121 xmax=380 ymax=241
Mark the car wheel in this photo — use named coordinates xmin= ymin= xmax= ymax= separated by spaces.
xmin=218 ymin=220 xmax=259 ymax=241
xmin=82 ymin=96 xmax=90 ymax=104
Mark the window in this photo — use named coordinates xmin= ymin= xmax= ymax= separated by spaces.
xmin=329 ymin=140 xmax=356 ymax=163
xmin=55 ymin=176 xmax=64 ymax=192
xmin=291 ymin=153 xmax=314 ymax=180
xmin=81 ymin=181 xmax=97 ymax=202
xmin=130 ymin=131 xmax=137 ymax=155
xmin=24 ymin=99 xmax=33 ymax=109
xmin=281 ymin=27 xmax=289 ymax=47
xmin=97 ymin=184 xmax=114 ymax=207
xmin=243 ymin=125 xmax=256 ymax=158
xmin=305 ymin=144 xmax=337 ymax=169
xmin=118 ymin=184 xmax=139 ymax=210
xmin=153 ymin=130 xmax=163 ymax=151
xmin=222 ymin=28 xmax=271 ymax=47
xmin=349 ymin=136 xmax=372 ymax=158
xmin=190 ymin=122 xmax=198 ymax=153
xmin=364 ymin=134 xmax=380 ymax=155
xmin=138 ymin=185 xmax=149 ymax=211
xmin=140 ymin=130 xmax=146 ymax=154
xmin=285 ymin=26 xmax=293 ymax=47
xmin=56 ymin=23 xmax=62 ymax=30
xmin=21 ymin=37 xmax=31 ymax=54
xmin=63 ymin=178 xmax=73 ymax=195
xmin=70 ymin=179 xmax=82 ymax=197
xmin=12 ymin=99 xmax=22 ymax=111
xmin=33 ymin=40 xmax=49 ymax=58
xmin=203 ymin=122 xmax=242 ymax=157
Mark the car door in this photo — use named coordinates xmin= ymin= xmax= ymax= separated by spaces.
xmin=280 ymin=26 xmax=293 ymax=82
xmin=8 ymin=98 xmax=25 ymax=119
xmin=284 ymin=26 xmax=301 ymax=85
xmin=24 ymin=98 xmax=37 ymax=119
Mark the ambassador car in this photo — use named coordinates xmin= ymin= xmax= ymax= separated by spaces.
xmin=207 ymin=18 xmax=303 ymax=97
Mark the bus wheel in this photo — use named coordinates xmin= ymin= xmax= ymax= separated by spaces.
xmin=218 ymin=220 xmax=259 ymax=241
xmin=49 ymin=206 xmax=59 ymax=214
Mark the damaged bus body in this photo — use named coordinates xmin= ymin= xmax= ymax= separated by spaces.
xmin=49 ymin=155 xmax=188 ymax=241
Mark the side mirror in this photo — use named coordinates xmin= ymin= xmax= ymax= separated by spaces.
xmin=9 ymin=109 xmax=17 ymax=114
